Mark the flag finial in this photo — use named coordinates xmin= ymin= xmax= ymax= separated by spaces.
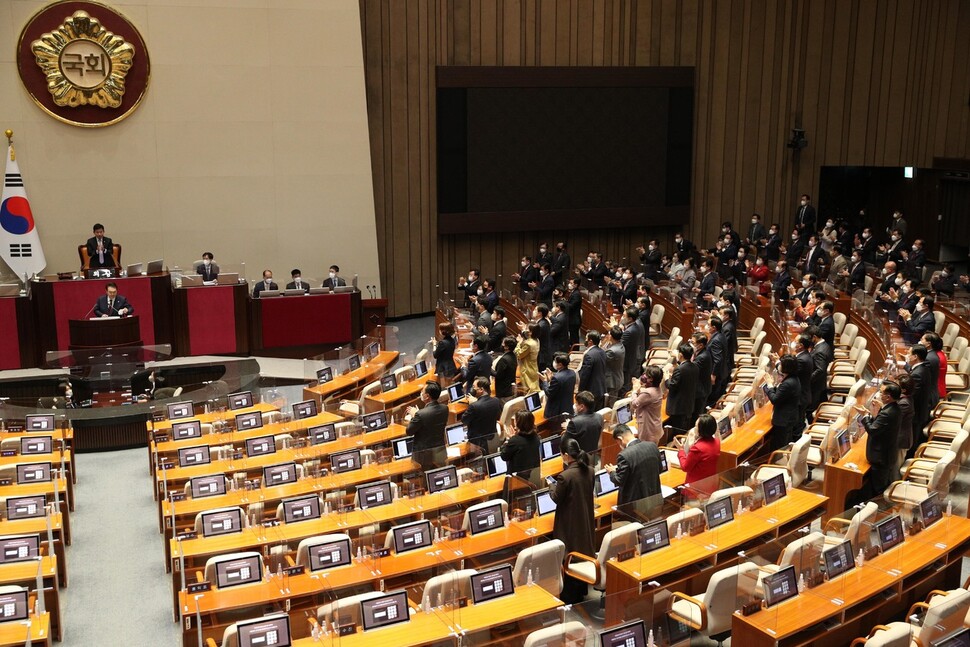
xmin=4 ymin=130 xmax=12 ymax=161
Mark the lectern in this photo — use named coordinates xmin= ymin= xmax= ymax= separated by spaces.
xmin=68 ymin=316 xmax=142 ymax=349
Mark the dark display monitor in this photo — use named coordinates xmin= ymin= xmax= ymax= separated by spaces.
xmin=763 ymin=565 xmax=799 ymax=608
xmin=178 ymin=445 xmax=210 ymax=468
xmin=16 ymin=462 xmax=52 ymax=484
xmin=637 ymin=519 xmax=670 ymax=555
xmin=245 ymin=435 xmax=276 ymax=458
xmin=4 ymin=495 xmax=46 ymax=520
xmin=392 ymin=520 xmax=433 ymax=554
xmin=281 ymin=494 xmax=321 ymax=524
xmin=426 ymin=466 xmax=459 ymax=494
xmin=24 ymin=414 xmax=54 ymax=432
xmin=470 ymin=564 xmax=515 ymax=604
xmin=308 ymin=424 xmax=336 ymax=446
xmin=535 ymin=488 xmax=557 ymax=516
xmin=539 ymin=436 xmax=561 ymax=462
xmin=357 ymin=481 xmax=393 ymax=509
xmin=524 ymin=392 xmax=542 ymax=413
xmin=877 ymin=515 xmax=905 ymax=552
xmin=836 ymin=429 xmax=851 ymax=460
xmin=200 ymin=508 xmax=245 ymax=538
xmin=615 ymin=404 xmax=632 ymax=425
xmin=361 ymin=590 xmax=409 ymax=631
xmin=485 ymin=453 xmax=508 ymax=478
xmin=920 ymin=492 xmax=943 ymax=529
xmin=704 ymin=496 xmax=734 ymax=529
xmin=414 ymin=361 xmax=429 ymax=378
xmin=292 ymin=400 xmax=317 ymax=420
xmin=166 ymin=402 xmax=193 ymax=420
xmin=0 ymin=588 xmax=28 ymax=623
xmin=262 ymin=462 xmax=299 ymax=487
xmin=594 ymin=469 xmax=618 ymax=496
xmin=762 ymin=473 xmax=788 ymax=505
xmin=741 ymin=398 xmax=755 ymax=423
xmin=214 ymin=554 xmax=263 ymax=589
xmin=307 ymin=537 xmax=352 ymax=572
xmin=380 ymin=374 xmax=398 ymax=392
xmin=227 ymin=391 xmax=254 ymax=410
xmin=20 ymin=436 xmax=52 ymax=455
xmin=189 ymin=475 xmax=226 ymax=499
xmin=330 ymin=449 xmax=362 ymax=473
xmin=447 ymin=383 xmax=465 ymax=402
xmin=445 ymin=424 xmax=467 ymax=446
xmin=0 ymin=534 xmax=39 ymax=564
xmin=236 ymin=615 xmax=292 ymax=647
xmin=235 ymin=411 xmax=263 ymax=431
xmin=468 ymin=502 xmax=505 ymax=535
xmin=364 ymin=342 xmax=380 ymax=360
xmin=347 ymin=354 xmax=361 ymax=371
xmin=316 ymin=366 xmax=334 ymax=384
xmin=172 ymin=420 xmax=203 ymax=440
xmin=599 ymin=620 xmax=647 ymax=647
xmin=822 ymin=540 xmax=855 ymax=579
xmin=392 ymin=437 xmax=413 ymax=460
xmin=717 ymin=415 xmax=733 ymax=440
xmin=361 ymin=411 xmax=388 ymax=432
xmin=659 ymin=449 xmax=668 ymax=473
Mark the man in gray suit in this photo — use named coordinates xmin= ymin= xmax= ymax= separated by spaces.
xmin=406 ymin=381 xmax=449 ymax=470
xmin=562 ymin=391 xmax=603 ymax=455
xmin=604 ymin=326 xmax=626 ymax=398
xmin=578 ymin=330 xmax=607 ymax=410
xmin=604 ymin=424 xmax=662 ymax=506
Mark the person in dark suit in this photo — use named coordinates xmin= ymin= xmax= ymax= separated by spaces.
xmin=694 ymin=259 xmax=717 ymax=309
xmin=920 ymin=332 xmax=942 ymax=411
xmin=706 ymin=317 xmax=727 ymax=406
xmin=406 ymin=381 xmax=449 ymax=469
xmin=432 ymin=322 xmax=458 ymax=378
xmin=492 ymin=337 xmax=518 ymax=399
xmin=719 ymin=306 xmax=738 ymax=372
xmin=85 ymin=223 xmax=116 ymax=269
xmin=604 ymin=424 xmax=662 ymax=506
xmin=894 ymin=375 xmax=915 ymax=476
xmin=549 ymin=301 xmax=570 ymax=353
xmin=562 ymin=390 xmax=603 ymax=455
xmin=93 ymin=282 xmax=133 ymax=317
xmin=842 ymin=251 xmax=867 ymax=293
xmin=784 ymin=229 xmax=808 ymax=266
xmin=542 ymin=354 xmax=576 ymax=419
xmin=673 ymin=233 xmax=696 ymax=259
xmin=565 ymin=278 xmax=583 ymax=346
xmin=322 ymin=265 xmax=347 ymax=289
xmin=637 ymin=241 xmax=663 ymax=282
xmin=808 ymin=324 xmax=834 ymax=412
xmin=765 ymin=224 xmax=783 ymax=262
xmin=252 ymin=269 xmax=279 ymax=297
xmin=536 ymin=243 xmax=553 ymax=268
xmin=481 ymin=306 xmax=507 ymax=353
xmin=500 ymin=410 xmax=541 ymax=486
xmin=550 ymin=437 xmax=595 ymax=604
xmin=899 ymin=295 xmax=935 ymax=344
xmin=551 ymin=242 xmax=571 ymax=283
xmin=196 ymin=252 xmax=219 ymax=281
xmin=462 ymin=377 xmax=502 ymax=453
xmin=513 ymin=256 xmax=539 ymax=294
xmin=603 ymin=326 xmax=626 ymax=398
xmin=802 ymin=235 xmax=826 ymax=277
xmin=664 ymin=343 xmax=699 ymax=433
xmin=795 ymin=194 xmax=816 ymax=233
xmin=860 ymin=381 xmax=901 ymax=498
xmin=877 ymin=230 xmax=906 ymax=265
xmin=529 ymin=303 xmax=553 ymax=371
xmin=460 ymin=336 xmax=492 ymax=393
xmin=529 ymin=264 xmax=555 ymax=308
xmin=285 ymin=269 xmax=310 ymax=292
xmin=792 ymin=334 xmax=815 ymax=429
xmin=577 ymin=331 xmax=607 ymax=409
xmin=901 ymin=239 xmax=926 ymax=277
xmin=747 ymin=213 xmax=768 ymax=249
xmin=766 ymin=356 xmax=801 ymax=451
xmin=476 ymin=278 xmax=498 ymax=313
xmin=815 ymin=301 xmax=836 ymax=346
xmin=457 ymin=269 xmax=480 ymax=307
xmin=690 ymin=333 xmax=713 ymax=425
xmin=620 ymin=307 xmax=645 ymax=392
xmin=931 ymin=264 xmax=959 ymax=297
xmin=581 ymin=252 xmax=609 ymax=289
xmin=857 ymin=228 xmax=878 ymax=265
xmin=906 ymin=344 xmax=932 ymax=457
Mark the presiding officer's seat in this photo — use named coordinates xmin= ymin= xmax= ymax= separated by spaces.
xmin=78 ymin=243 xmax=122 ymax=271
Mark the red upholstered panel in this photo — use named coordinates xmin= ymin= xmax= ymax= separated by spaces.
xmin=0 ymin=298 xmax=22 ymax=369
xmin=51 ymin=277 xmax=156 ymax=348
xmin=186 ymin=286 xmax=237 ymax=355
xmin=261 ymin=293 xmax=352 ymax=348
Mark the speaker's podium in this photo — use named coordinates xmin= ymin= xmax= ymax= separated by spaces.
xmin=68 ymin=316 xmax=143 ymax=349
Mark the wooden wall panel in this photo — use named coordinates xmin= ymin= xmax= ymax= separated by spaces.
xmin=360 ymin=0 xmax=970 ymax=317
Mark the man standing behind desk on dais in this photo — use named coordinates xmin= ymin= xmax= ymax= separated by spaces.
xmin=94 ymin=282 xmax=133 ymax=318
xmin=85 ymin=223 xmax=115 ymax=269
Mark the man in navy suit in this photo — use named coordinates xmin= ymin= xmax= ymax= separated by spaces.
xmin=94 ymin=282 xmax=133 ymax=317
xmin=252 ymin=269 xmax=279 ymax=297
xmin=459 ymin=336 xmax=492 ymax=393
xmin=578 ymin=331 xmax=607 ymax=410
xmin=85 ymin=223 xmax=116 ymax=269
xmin=899 ymin=296 xmax=936 ymax=344
xmin=285 ymin=269 xmax=310 ymax=293
xmin=542 ymin=353 xmax=576 ymax=419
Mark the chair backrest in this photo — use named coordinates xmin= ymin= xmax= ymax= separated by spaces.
xmin=843 ymin=502 xmax=879 ymax=547
xmin=415 ymin=348 xmax=430 ymax=363
xmin=914 ymin=588 xmax=970 ymax=645
xmin=840 ymin=323 xmax=859 ymax=347
xmin=750 ymin=330 xmax=767 ymax=357
xmin=317 ymin=591 xmax=386 ymax=627
xmin=777 ymin=531 xmax=824 ymax=574
xmin=512 ymin=539 xmax=565 ymax=596
xmin=204 ymin=551 xmax=263 ymax=588
xmin=334 ymin=421 xmax=357 ymax=438
xmin=928 ymin=451 xmax=958 ymax=493
xmin=941 ymin=323 xmax=959 ymax=349
xmin=219 ymin=613 xmax=290 ymax=647
xmin=833 ymin=312 xmax=847 ymax=336
xmin=666 ymin=507 xmax=704 ymax=536
xmin=194 ymin=506 xmax=246 ymax=533
xmin=295 ymin=533 xmax=352 ymax=569
xmin=522 ymin=621 xmax=591 ymax=647
xmin=788 ymin=433 xmax=811 ymax=487
xmin=853 ymin=350 xmax=870 ymax=375
xmin=360 ymin=380 xmax=382 ymax=402
xmin=749 ymin=317 xmax=765 ymax=340
xmin=592 ymin=522 xmax=643 ymax=589
xmin=861 ymin=623 xmax=913 ymax=647
xmin=702 ymin=562 xmax=760 ymax=636
xmin=353 ymin=481 xmax=398 ymax=509
xmin=612 ymin=397 xmax=633 ymax=415
xmin=949 ymin=337 xmax=968 ymax=362
xmin=650 ymin=304 xmax=666 ymax=327
xmin=933 ymin=311 xmax=946 ymax=335
xmin=499 ymin=396 xmax=526 ymax=430
xmin=707 ymin=485 xmax=753 ymax=511
xmin=461 ymin=499 xmax=508 ymax=532
xmin=273 ymin=433 xmax=293 ymax=450
xmin=420 ymin=569 xmax=477 ymax=608
xmin=958 ymin=349 xmax=970 ymax=374
xmin=596 ymin=407 xmax=614 ymax=427
xmin=393 ymin=365 xmax=416 ymax=382
xmin=847 ymin=379 xmax=868 ymax=401
xmin=848 ymin=336 xmax=866 ymax=361
xmin=667 ymin=327 xmax=681 ymax=351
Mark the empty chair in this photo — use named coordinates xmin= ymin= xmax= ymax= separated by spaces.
xmin=420 ymin=569 xmax=476 ymax=608
xmin=707 ymin=485 xmax=753 ymax=511
xmin=947 ymin=337 xmax=968 ymax=364
xmin=647 ymin=331 xmax=682 ymax=365
xmin=209 ymin=613 xmax=290 ymax=647
xmin=668 ymin=562 xmax=760 ymax=646
xmin=833 ymin=326 xmax=862 ymax=360
xmin=666 ymin=507 xmax=704 ymax=536
xmin=316 ymin=591 xmax=386 ymax=629
xmin=823 ymin=501 xmax=879 ymax=549
xmin=461 ymin=499 xmax=508 ymax=532
xmin=753 ymin=433 xmax=811 ymax=488
xmin=294 ymin=533 xmax=352 ymax=570
xmin=522 ymin=621 xmax=591 ymax=647
xmin=945 ymin=348 xmax=970 ymax=392
xmin=263 ymin=411 xmax=282 ymax=425
xmin=392 ymin=365 xmax=416 ymax=383
xmin=334 ymin=421 xmax=358 ymax=438
xmin=849 ymin=623 xmax=913 ymax=647
xmin=338 ymin=380 xmax=381 ymax=418
xmin=596 ymin=407 xmax=614 ymax=428
xmin=833 ymin=312 xmax=847 ymax=336
xmin=941 ymin=323 xmax=960 ymax=350
xmin=884 ymin=450 xmax=959 ymax=506
xmin=908 ymin=588 xmax=970 ymax=647
xmin=907 ymin=429 xmax=969 ymax=467
xmin=759 ymin=531 xmax=824 ymax=580
xmin=933 ymin=310 xmax=946 ymax=334
xmin=736 ymin=317 xmax=765 ymax=352
xmin=193 ymin=507 xmax=247 ymax=534
xmin=829 ymin=350 xmax=869 ymax=396
xmin=512 ymin=539 xmax=565 ymax=596
xmin=203 ymin=552 xmax=264 ymax=589
xmin=564 ymin=522 xmax=643 ymax=595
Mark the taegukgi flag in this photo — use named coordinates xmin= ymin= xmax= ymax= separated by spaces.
xmin=0 ymin=133 xmax=46 ymax=278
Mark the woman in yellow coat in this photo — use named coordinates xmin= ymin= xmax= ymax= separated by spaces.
xmin=515 ymin=324 xmax=541 ymax=393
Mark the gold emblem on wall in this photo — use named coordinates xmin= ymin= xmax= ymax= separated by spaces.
xmin=17 ymin=2 xmax=151 ymax=128
xmin=31 ymin=10 xmax=134 ymax=109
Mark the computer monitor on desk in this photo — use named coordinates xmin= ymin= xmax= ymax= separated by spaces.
xmin=292 ymin=400 xmax=317 ymax=420
xmin=281 ymin=494 xmax=320 ymax=524
xmin=146 ymin=259 xmax=164 ymax=274
xmin=447 ymin=383 xmax=465 ymax=402
xmin=308 ymin=424 xmax=336 ymax=446
xmin=0 ymin=534 xmax=39 ymax=564
xmin=471 ymin=565 xmax=515 ymax=604
xmin=414 ymin=360 xmax=429 ymax=378
xmin=594 ymin=469 xmax=618 ymax=496
xmin=245 ymin=435 xmax=276 ymax=458
xmin=704 ymin=496 xmax=734 ymax=529
xmin=214 ymin=554 xmax=263 ymax=589
xmin=599 ymin=619 xmax=647 ymax=647
xmin=763 ymin=564 xmax=798 ymax=607
xmin=468 ymin=502 xmax=505 ymax=535
xmin=262 ymin=462 xmax=299 ymax=487
xmin=637 ymin=519 xmax=670 ymax=555
xmin=920 ymin=492 xmax=943 ymax=528
xmin=20 ymin=436 xmax=52 ymax=455
xmin=392 ymin=437 xmax=413 ymax=460
xmin=24 ymin=414 xmax=54 ymax=432
xmin=534 ymin=488 xmax=556 ymax=516
xmin=216 ymin=273 xmax=239 ymax=285
xmin=484 ymin=453 xmax=508 ymax=478
xmin=364 ymin=342 xmax=380 ymax=361
xmin=180 ymin=274 xmax=203 ymax=287
xmin=282 ymin=289 xmax=305 ymax=297
xmin=347 ymin=354 xmax=361 ymax=371
xmin=740 ymin=397 xmax=755 ymax=424
xmin=4 ymin=495 xmax=47 ymax=520
xmin=361 ymin=591 xmax=409 ymax=632
xmin=167 ymin=401 xmax=193 ymax=420
xmin=426 ymin=465 xmax=459 ymax=494
xmin=0 ymin=588 xmax=28 ymax=623
xmin=445 ymin=424 xmax=467 ymax=446
xmin=227 ymin=391 xmax=254 ymax=410
xmin=524 ymin=392 xmax=542 ymax=413
xmin=236 ymin=615 xmax=292 ymax=647
xmin=307 ymin=536 xmax=352 ymax=572
xmin=178 ymin=446 xmax=210 ymax=468
xmin=361 ymin=411 xmax=388 ymax=432
xmin=235 ymin=411 xmax=263 ymax=431
xmin=716 ymin=415 xmax=733 ymax=440
xmin=762 ymin=473 xmax=787 ymax=505
xmin=357 ymin=481 xmax=393 ymax=509
xmin=615 ymin=403 xmax=633 ymax=425
xmin=200 ymin=508 xmax=244 ymax=538
xmin=125 ymin=262 xmax=144 ymax=276
xmin=189 ymin=475 xmax=225 ymax=499
xmin=316 ymin=367 xmax=333 ymax=384
xmin=330 ymin=449 xmax=361 ymax=474
xmin=391 ymin=520 xmax=433 ymax=554
xmin=380 ymin=374 xmax=398 ymax=392
xmin=877 ymin=515 xmax=905 ymax=552
xmin=172 ymin=420 xmax=202 ymax=441
xmin=16 ymin=462 xmax=52 ymax=484
xmin=539 ymin=436 xmax=561 ymax=462
xmin=822 ymin=540 xmax=855 ymax=579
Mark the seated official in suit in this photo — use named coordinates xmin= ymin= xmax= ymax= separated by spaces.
xmin=286 ymin=268 xmax=310 ymax=292
xmin=252 ymin=269 xmax=278 ymax=297
xmin=604 ymin=424 xmax=662 ymax=506
xmin=405 ymin=381 xmax=449 ymax=470
xmin=93 ymin=282 xmax=133 ymax=317
xmin=196 ymin=252 xmax=219 ymax=282
xmin=85 ymin=222 xmax=116 ymax=269
xmin=322 ymin=264 xmax=347 ymax=289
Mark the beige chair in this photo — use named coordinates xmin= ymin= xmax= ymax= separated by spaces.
xmin=498 ymin=396 xmax=526 ymax=437
xmin=649 ymin=304 xmax=666 ymax=337
xmin=906 ymin=429 xmax=969 ymax=467
xmin=933 ymin=310 xmax=946 ymax=335
xmin=294 ymin=533 xmax=351 ymax=570
xmin=736 ymin=317 xmax=765 ymax=352
xmin=565 ymin=522 xmax=643 ymax=593
xmin=908 ymin=588 xmax=970 ymax=647
xmin=668 ymin=562 xmax=760 ymax=645
xmin=946 ymin=337 xmax=968 ymax=366
xmin=522 ymin=621 xmax=591 ymax=647
xmin=420 ymin=568 xmax=476 ymax=608
xmin=760 ymin=531 xmax=824 ymax=581
xmin=334 ymin=421 xmax=358 ymax=438
xmin=848 ymin=623 xmax=912 ymax=647
xmin=647 ymin=330 xmax=682 ymax=365
xmin=753 ymin=434 xmax=811 ymax=488
xmin=512 ymin=539 xmax=565 ymax=596
xmin=338 ymin=379 xmax=381 ymax=418
xmin=206 ymin=613 xmax=289 ymax=647
xmin=316 ymin=591 xmax=386 ymax=629
xmin=833 ymin=312 xmax=847 ymax=336
xmin=823 ymin=501 xmax=879 ymax=549
xmin=833 ymin=326 xmax=863 ymax=360
xmin=203 ymin=552 xmax=263 ymax=589
xmin=884 ymin=450 xmax=959 ymax=506
xmin=461 ymin=499 xmax=508 ymax=532
xmin=945 ymin=348 xmax=970 ymax=392
xmin=940 ymin=323 xmax=960 ymax=351
xmin=707 ymin=485 xmax=753 ymax=512
xmin=829 ymin=350 xmax=869 ymax=396
xmin=666 ymin=507 xmax=704 ymax=536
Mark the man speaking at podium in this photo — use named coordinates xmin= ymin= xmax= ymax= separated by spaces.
xmin=94 ymin=283 xmax=133 ymax=318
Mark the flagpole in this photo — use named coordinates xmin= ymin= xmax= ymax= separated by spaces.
xmin=4 ymin=130 xmax=11 ymax=159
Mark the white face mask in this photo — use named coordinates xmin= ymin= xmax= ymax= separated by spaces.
xmin=809 ymin=240 xmax=816 ymax=248
xmin=330 ymin=271 xmax=337 ymax=279
xmin=852 ymin=257 xmax=860 ymax=264
xmin=769 ymin=229 xmax=777 ymax=236
xmin=264 ymin=276 xmax=272 ymax=283
xmin=862 ymin=232 xmax=870 ymax=239
xmin=476 ymin=288 xmax=484 ymax=296
xmin=539 ymin=247 xmax=547 ymax=254
xmin=800 ymin=200 xmax=807 ymax=206
xmin=539 ymin=270 xmax=546 ymax=277
xmin=826 ymin=221 xmax=834 ymax=228
xmin=756 ymin=259 xmax=764 ymax=266
xmin=675 ymin=238 xmax=682 ymax=244
xmin=724 ymin=238 xmax=732 ymax=246
xmin=802 ymin=279 xmax=810 ymax=288
xmin=881 ymin=268 xmax=888 ymax=275
xmin=891 ymin=235 xmax=899 ymax=242
xmin=648 ymin=244 xmax=655 ymax=251
xmin=792 ymin=234 xmax=799 ymax=241
xmin=942 ymin=271 xmax=949 ymax=277
xmin=901 ymin=286 xmax=911 ymax=293
xmin=203 ymin=259 xmax=210 ymax=266
xmin=467 ymin=274 xmax=474 ymax=281
xmin=751 ymin=219 xmax=758 ymax=224
xmin=916 ymin=303 xmax=925 ymax=311
xmin=737 ymin=252 xmax=745 ymax=259
xmin=911 ymin=245 xmax=918 ymax=251
xmin=895 ymin=277 xmax=903 ymax=285
xmin=587 ymin=256 xmax=593 ymax=264
xmin=623 ymin=273 xmax=631 ymax=280
xmin=293 ymin=276 xmax=301 ymax=283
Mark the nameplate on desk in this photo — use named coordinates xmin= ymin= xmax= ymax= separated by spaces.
xmin=0 ymin=479 xmax=11 ymax=486
xmin=338 ymin=504 xmax=354 ymax=514
xmin=186 ymin=581 xmax=211 ymax=594
xmin=450 ymin=529 xmax=467 ymax=540
xmin=284 ymin=565 xmax=305 ymax=577
xmin=160 ymin=462 xmax=175 ymax=471
xmin=152 ymin=412 xmax=167 ymax=423
xmin=689 ymin=524 xmax=705 ymax=536
xmin=457 ymin=596 xmax=469 ymax=608
xmin=741 ymin=600 xmax=761 ymax=616
xmin=864 ymin=545 xmax=881 ymax=561
xmin=749 ymin=498 xmax=764 ymax=511
xmin=153 ymin=433 xmax=170 ymax=443
xmin=368 ymin=547 xmax=390 ymax=558
xmin=5 ymin=424 xmax=23 ymax=433
xmin=169 ymin=492 xmax=186 ymax=502
xmin=617 ymin=548 xmax=637 ymax=562
xmin=338 ymin=623 xmax=356 ymax=637
xmin=0 ymin=451 xmax=15 ymax=457
xmin=176 ymin=532 xmax=197 ymax=541
xmin=263 ymin=520 xmax=281 ymax=528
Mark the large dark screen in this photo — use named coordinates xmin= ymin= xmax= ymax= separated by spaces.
xmin=437 ymin=67 xmax=693 ymax=233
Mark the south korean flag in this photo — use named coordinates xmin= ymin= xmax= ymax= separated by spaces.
xmin=0 ymin=140 xmax=46 ymax=278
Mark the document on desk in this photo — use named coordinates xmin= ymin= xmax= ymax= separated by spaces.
xmin=90 ymin=316 xmax=121 ymax=320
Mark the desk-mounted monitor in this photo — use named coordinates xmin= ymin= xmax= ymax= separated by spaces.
xmin=740 ymin=398 xmax=755 ymax=424
xmin=704 ymin=496 xmax=734 ymax=530
xmin=763 ymin=564 xmax=798 ymax=608
xmin=291 ymin=400 xmax=317 ymax=421
xmin=16 ymin=462 xmax=52 ymax=484
xmin=380 ymin=374 xmax=398 ymax=393
xmin=357 ymin=481 xmax=392 ymax=509
xmin=0 ymin=588 xmax=28 ymax=623
xmin=637 ymin=519 xmax=670 ymax=555
xmin=762 ymin=473 xmax=787 ymax=505
xmin=146 ymin=259 xmax=164 ymax=274
xmin=172 ymin=420 xmax=202 ymax=441
xmin=539 ymin=436 xmax=561 ymax=462
xmin=214 ymin=553 xmax=263 ymax=589
xmin=235 ymin=411 xmax=263 ymax=431
xmin=534 ymin=488 xmax=557 ymax=516
xmin=716 ymin=415 xmax=733 ymax=440
xmin=392 ymin=437 xmax=413 ymax=460
xmin=307 ymin=536 xmax=352 ymax=572
xmin=245 ymin=435 xmax=276 ymax=458
xmin=200 ymin=508 xmax=244 ymax=538
xmin=877 ymin=515 xmax=904 ymax=552
xmin=426 ymin=465 xmax=459 ymax=494
xmin=126 ymin=262 xmax=144 ymax=276
xmin=615 ymin=404 xmax=633 ymax=425
xmin=189 ymin=475 xmax=226 ymax=499
xmin=599 ymin=619 xmax=647 ymax=647
xmin=524 ymin=392 xmax=542 ymax=413
xmin=822 ymin=539 xmax=855 ymax=579
xmin=4 ymin=496 xmax=46 ymax=521
xmin=836 ymin=428 xmax=851 ymax=460
xmin=468 ymin=502 xmax=505 ymax=535
xmin=308 ymin=287 xmax=330 ymax=295
xmin=262 ymin=462 xmax=299 ymax=487
xmin=20 ymin=436 xmax=52 ymax=456
xmin=236 ymin=615 xmax=292 ymax=647
xmin=594 ymin=469 xmax=618 ymax=497
xmin=364 ymin=342 xmax=380 ymax=361
xmin=471 ymin=564 xmax=515 ymax=604
xmin=445 ymin=424 xmax=466 ymax=446
xmin=485 ymin=453 xmax=508 ymax=478
xmin=658 ymin=449 xmax=668 ymax=474
xmin=316 ymin=367 xmax=334 ymax=384
xmin=281 ymin=494 xmax=321 ymax=524
xmin=177 ymin=445 xmax=210 ymax=468
xmin=361 ymin=411 xmax=388 ymax=432
xmin=330 ymin=449 xmax=361 ymax=474
xmin=24 ymin=414 xmax=54 ymax=432
xmin=360 ymin=590 xmax=409 ymax=632
xmin=920 ymin=493 xmax=943 ymax=529
xmin=166 ymin=401 xmax=194 ymax=420
xmin=414 ymin=361 xmax=429 ymax=378
xmin=227 ymin=391 xmax=254 ymax=411
xmin=392 ymin=520 xmax=433 ymax=554
xmin=447 ymin=383 xmax=465 ymax=402
xmin=0 ymin=534 xmax=39 ymax=564
xmin=308 ymin=424 xmax=336 ymax=446
xmin=347 ymin=354 xmax=361 ymax=371
xmin=282 ymin=289 xmax=305 ymax=297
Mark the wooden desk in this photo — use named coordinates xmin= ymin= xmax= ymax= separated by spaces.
xmin=0 ymin=557 xmax=60 ymax=642
xmin=0 ymin=478 xmax=72 ymax=514
xmin=731 ymin=515 xmax=970 ymax=646
xmin=717 ymin=405 xmax=772 ymax=472
xmin=0 ymin=612 xmax=50 ymax=647
xmin=821 ymin=431 xmax=871 ymax=523
xmin=364 ymin=374 xmax=434 ymax=413
xmin=67 ymin=315 xmax=142 ymax=349
xmin=302 ymin=351 xmax=401 ymax=405
xmin=0 ymin=513 xmax=69 ymax=585
xmin=151 ymin=403 xmax=279 ymax=432
xmin=0 ymin=431 xmax=75 ymax=484
xmin=605 ymin=489 xmax=828 ymax=627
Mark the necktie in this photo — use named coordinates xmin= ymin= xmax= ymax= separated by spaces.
xmin=799 ymin=206 xmax=806 ymax=224
xmin=108 ymin=299 xmax=113 ymax=312
xmin=97 ymin=239 xmax=104 ymax=264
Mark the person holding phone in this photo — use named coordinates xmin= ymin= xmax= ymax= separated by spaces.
xmin=549 ymin=437 xmax=595 ymax=604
